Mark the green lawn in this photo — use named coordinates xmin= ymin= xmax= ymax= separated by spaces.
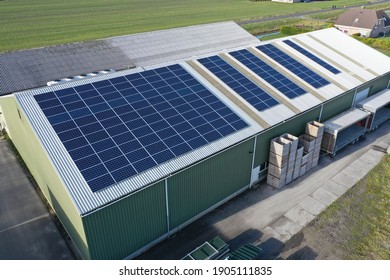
xmin=0 ymin=0 xmax=369 ymax=52
xmin=260 ymin=32 xmax=288 ymax=41
xmin=315 ymin=154 xmax=390 ymax=259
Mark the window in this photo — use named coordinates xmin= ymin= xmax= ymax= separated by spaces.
xmin=259 ymin=161 xmax=269 ymax=172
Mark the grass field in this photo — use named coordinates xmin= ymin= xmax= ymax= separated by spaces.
xmin=0 ymin=0 xmax=370 ymax=52
xmin=315 ymin=154 xmax=390 ymax=259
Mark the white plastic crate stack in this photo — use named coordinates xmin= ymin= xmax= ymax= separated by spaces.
xmin=267 ymin=136 xmax=291 ymax=189
xmin=305 ymin=121 xmax=324 ymax=168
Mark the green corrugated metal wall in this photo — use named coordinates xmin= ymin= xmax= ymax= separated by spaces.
xmin=168 ymin=139 xmax=254 ymax=229
xmin=368 ymin=74 xmax=390 ymax=96
xmin=254 ymin=107 xmax=322 ymax=166
xmin=0 ymin=96 xmax=89 ymax=259
xmin=82 ymin=181 xmax=166 ymax=260
xmin=321 ymin=90 xmax=355 ymax=121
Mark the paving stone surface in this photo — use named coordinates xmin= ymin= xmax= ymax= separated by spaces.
xmin=311 ymin=188 xmax=338 ymax=207
xmin=332 ymin=171 xmax=359 ymax=188
xmin=284 ymin=205 xmax=316 ymax=227
xmin=350 ymin=159 xmax=376 ymax=172
xmin=323 ymin=180 xmax=350 ymax=197
xmin=342 ymin=166 xmax=367 ymax=181
xmin=270 ymin=216 xmax=302 ymax=241
xmin=298 ymin=196 xmax=327 ymax=216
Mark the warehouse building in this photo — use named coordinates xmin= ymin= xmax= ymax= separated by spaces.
xmin=0 ymin=22 xmax=389 ymax=259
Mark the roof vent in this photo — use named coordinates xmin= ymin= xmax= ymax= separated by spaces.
xmin=47 ymin=69 xmax=115 ymax=86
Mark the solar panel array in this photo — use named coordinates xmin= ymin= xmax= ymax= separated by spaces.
xmin=198 ymin=56 xmax=279 ymax=111
xmin=229 ymin=49 xmax=307 ymax=99
xmin=34 ymin=65 xmax=248 ymax=192
xmin=257 ymin=45 xmax=330 ymax=88
xmin=283 ymin=40 xmax=341 ymax=74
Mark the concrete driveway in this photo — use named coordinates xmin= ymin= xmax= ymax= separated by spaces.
xmin=0 ymin=140 xmax=74 ymax=260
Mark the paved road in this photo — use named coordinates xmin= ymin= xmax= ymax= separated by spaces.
xmin=138 ymin=121 xmax=390 ymax=259
xmin=0 ymin=140 xmax=74 ymax=260
xmin=237 ymin=0 xmax=390 ymax=26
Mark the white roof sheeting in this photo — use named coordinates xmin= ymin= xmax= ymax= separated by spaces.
xmin=275 ymin=40 xmax=363 ymax=90
xmin=11 ymin=27 xmax=390 ymax=214
xmin=109 ymin=21 xmax=260 ymax=68
xmin=293 ymin=34 xmax=378 ymax=81
xmin=358 ymin=89 xmax=390 ymax=112
xmin=309 ymin=28 xmax=390 ymax=75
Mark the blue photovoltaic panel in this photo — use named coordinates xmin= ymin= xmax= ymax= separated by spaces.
xmin=34 ymin=65 xmax=248 ymax=192
xmin=257 ymin=44 xmax=330 ymax=88
xmin=283 ymin=40 xmax=341 ymax=74
xmin=198 ymin=56 xmax=279 ymax=112
xmin=229 ymin=49 xmax=307 ymax=99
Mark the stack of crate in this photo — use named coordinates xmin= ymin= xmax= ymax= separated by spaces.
xmin=293 ymin=144 xmax=304 ymax=180
xmin=281 ymin=133 xmax=298 ymax=184
xmin=298 ymin=134 xmax=316 ymax=174
xmin=267 ymin=121 xmax=324 ymax=189
xmin=305 ymin=121 xmax=324 ymax=168
xmin=267 ymin=136 xmax=290 ymax=189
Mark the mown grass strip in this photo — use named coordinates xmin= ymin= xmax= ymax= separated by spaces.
xmin=314 ymin=154 xmax=390 ymax=259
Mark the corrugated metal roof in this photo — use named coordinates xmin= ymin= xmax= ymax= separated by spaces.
xmin=0 ymin=41 xmax=135 ymax=96
xmin=358 ymin=88 xmax=390 ymax=112
xmin=0 ymin=21 xmax=259 ymax=96
xmin=109 ymin=21 xmax=260 ymax=67
xmin=15 ymin=66 xmax=261 ymax=215
xmin=308 ymin=28 xmax=389 ymax=75
xmin=9 ymin=27 xmax=390 ymax=214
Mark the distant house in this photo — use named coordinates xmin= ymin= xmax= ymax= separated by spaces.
xmin=335 ymin=8 xmax=390 ymax=38
xmin=271 ymin=0 xmax=300 ymax=4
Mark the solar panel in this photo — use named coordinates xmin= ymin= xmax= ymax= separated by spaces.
xmin=198 ymin=56 xmax=279 ymax=111
xmin=229 ymin=49 xmax=307 ymax=99
xmin=257 ymin=44 xmax=330 ymax=88
xmin=283 ymin=40 xmax=341 ymax=74
xmin=34 ymin=65 xmax=248 ymax=192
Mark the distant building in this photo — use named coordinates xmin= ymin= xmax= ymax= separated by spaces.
xmin=271 ymin=0 xmax=300 ymax=3
xmin=335 ymin=8 xmax=390 ymax=37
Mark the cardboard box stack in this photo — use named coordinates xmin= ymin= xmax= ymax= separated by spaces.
xmin=267 ymin=136 xmax=290 ymax=189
